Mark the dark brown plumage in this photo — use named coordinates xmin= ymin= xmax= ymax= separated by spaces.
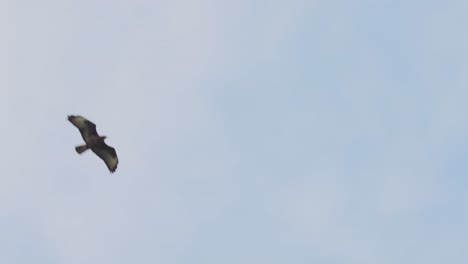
xmin=68 ymin=115 xmax=118 ymax=173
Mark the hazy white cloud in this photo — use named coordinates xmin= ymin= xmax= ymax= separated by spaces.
xmin=1 ymin=0 xmax=468 ymax=263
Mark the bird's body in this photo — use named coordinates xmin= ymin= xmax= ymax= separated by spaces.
xmin=84 ymin=135 xmax=107 ymax=148
xmin=68 ymin=115 xmax=118 ymax=173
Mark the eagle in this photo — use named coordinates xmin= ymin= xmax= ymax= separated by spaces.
xmin=68 ymin=115 xmax=118 ymax=173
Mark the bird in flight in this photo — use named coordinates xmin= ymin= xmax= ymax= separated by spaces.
xmin=68 ymin=115 xmax=119 ymax=173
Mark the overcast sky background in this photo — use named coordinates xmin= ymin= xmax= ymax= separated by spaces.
xmin=1 ymin=0 xmax=468 ymax=263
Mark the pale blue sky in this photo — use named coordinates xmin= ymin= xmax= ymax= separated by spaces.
xmin=1 ymin=0 xmax=468 ymax=263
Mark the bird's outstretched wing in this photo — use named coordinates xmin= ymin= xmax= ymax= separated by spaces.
xmin=68 ymin=115 xmax=99 ymax=141
xmin=92 ymin=143 xmax=119 ymax=173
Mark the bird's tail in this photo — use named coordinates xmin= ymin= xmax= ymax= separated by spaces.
xmin=75 ymin=145 xmax=88 ymax=154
